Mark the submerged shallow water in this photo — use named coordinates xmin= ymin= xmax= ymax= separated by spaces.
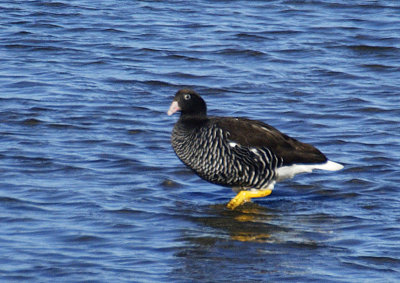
xmin=1 ymin=0 xmax=400 ymax=282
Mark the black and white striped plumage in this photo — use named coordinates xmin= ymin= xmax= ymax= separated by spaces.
xmin=168 ymin=89 xmax=343 ymax=203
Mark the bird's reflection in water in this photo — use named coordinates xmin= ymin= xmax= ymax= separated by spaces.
xmin=230 ymin=206 xmax=274 ymax=242
xmin=218 ymin=203 xmax=290 ymax=243
xmin=184 ymin=201 xmax=292 ymax=244
xmin=170 ymin=201 xmax=301 ymax=281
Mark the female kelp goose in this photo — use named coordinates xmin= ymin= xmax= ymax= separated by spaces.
xmin=168 ymin=89 xmax=343 ymax=209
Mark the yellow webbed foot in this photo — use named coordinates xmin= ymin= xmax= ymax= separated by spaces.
xmin=227 ymin=189 xmax=272 ymax=210
xmin=227 ymin=191 xmax=250 ymax=210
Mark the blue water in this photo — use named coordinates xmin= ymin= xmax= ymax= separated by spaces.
xmin=1 ymin=1 xmax=400 ymax=282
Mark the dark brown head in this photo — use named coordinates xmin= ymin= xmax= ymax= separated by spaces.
xmin=167 ymin=89 xmax=207 ymax=117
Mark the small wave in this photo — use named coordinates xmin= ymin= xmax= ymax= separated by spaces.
xmin=65 ymin=234 xmax=107 ymax=243
xmin=105 ymin=208 xmax=144 ymax=215
xmin=216 ymin=48 xmax=266 ymax=57
xmin=5 ymin=80 xmax=51 ymax=88
xmin=161 ymin=179 xmax=182 ymax=188
xmin=21 ymin=118 xmax=42 ymax=126
xmin=347 ymin=44 xmax=399 ymax=53
xmin=32 ymin=1 xmax=74 ymax=8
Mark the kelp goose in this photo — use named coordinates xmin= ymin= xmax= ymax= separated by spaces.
xmin=168 ymin=89 xmax=343 ymax=209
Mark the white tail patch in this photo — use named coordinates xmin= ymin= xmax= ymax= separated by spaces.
xmin=312 ymin=160 xmax=344 ymax=171
xmin=276 ymin=160 xmax=343 ymax=181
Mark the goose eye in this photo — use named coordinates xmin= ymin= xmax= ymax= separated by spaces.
xmin=184 ymin=94 xmax=191 ymax=100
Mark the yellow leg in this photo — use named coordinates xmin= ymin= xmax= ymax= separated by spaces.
xmin=227 ymin=189 xmax=272 ymax=210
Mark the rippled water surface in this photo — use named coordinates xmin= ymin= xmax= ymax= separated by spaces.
xmin=1 ymin=1 xmax=400 ymax=282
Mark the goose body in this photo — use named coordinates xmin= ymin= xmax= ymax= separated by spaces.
xmin=168 ymin=89 xmax=343 ymax=209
